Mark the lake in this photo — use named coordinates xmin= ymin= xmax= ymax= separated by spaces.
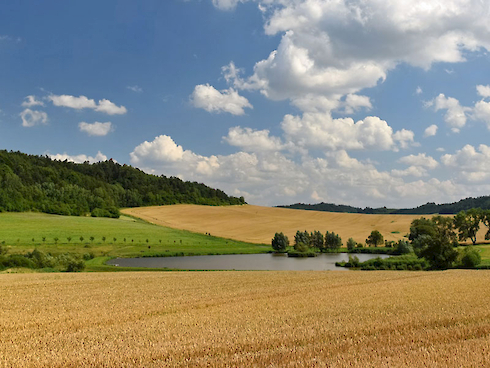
xmin=106 ymin=253 xmax=390 ymax=271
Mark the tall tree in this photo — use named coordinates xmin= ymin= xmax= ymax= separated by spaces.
xmin=410 ymin=216 xmax=458 ymax=270
xmin=454 ymin=208 xmax=482 ymax=245
xmin=271 ymin=232 xmax=289 ymax=252
xmin=366 ymin=230 xmax=383 ymax=247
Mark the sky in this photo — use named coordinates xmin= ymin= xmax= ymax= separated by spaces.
xmin=1 ymin=0 xmax=490 ymax=208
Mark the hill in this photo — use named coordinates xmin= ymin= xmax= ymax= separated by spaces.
xmin=278 ymin=196 xmax=490 ymax=214
xmin=123 ymin=204 xmax=489 ymax=246
xmin=122 ymin=204 xmax=475 ymax=245
xmin=0 ymin=150 xmax=245 ymax=217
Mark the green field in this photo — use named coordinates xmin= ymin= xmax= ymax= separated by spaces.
xmin=0 ymin=212 xmax=270 ymax=271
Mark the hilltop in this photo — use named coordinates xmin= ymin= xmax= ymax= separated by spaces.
xmin=277 ymin=196 xmax=490 ymax=215
xmin=0 ymin=150 xmax=245 ymax=217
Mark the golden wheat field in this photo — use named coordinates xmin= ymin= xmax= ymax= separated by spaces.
xmin=2 ymin=271 xmax=490 ymax=367
xmin=122 ymin=204 xmax=482 ymax=245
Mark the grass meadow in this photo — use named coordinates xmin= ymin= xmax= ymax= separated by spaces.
xmin=1 ymin=270 xmax=489 ymax=367
xmin=0 ymin=212 xmax=269 ymax=271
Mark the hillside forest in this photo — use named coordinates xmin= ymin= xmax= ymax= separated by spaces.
xmin=0 ymin=150 xmax=245 ymax=218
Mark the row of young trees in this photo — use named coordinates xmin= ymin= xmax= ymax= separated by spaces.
xmin=272 ymin=230 xmax=345 ymax=253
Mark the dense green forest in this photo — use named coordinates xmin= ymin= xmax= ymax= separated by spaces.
xmin=0 ymin=150 xmax=245 ymax=217
xmin=278 ymin=197 xmax=490 ymax=215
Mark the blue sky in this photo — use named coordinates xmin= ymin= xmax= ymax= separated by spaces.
xmin=1 ymin=0 xmax=490 ymax=207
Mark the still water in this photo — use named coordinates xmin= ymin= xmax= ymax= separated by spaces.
xmin=107 ymin=253 xmax=389 ymax=271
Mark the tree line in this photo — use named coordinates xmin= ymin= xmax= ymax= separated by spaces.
xmin=272 ymin=208 xmax=489 ymax=269
xmin=0 ymin=150 xmax=245 ymax=217
xmin=278 ymin=197 xmax=490 ymax=215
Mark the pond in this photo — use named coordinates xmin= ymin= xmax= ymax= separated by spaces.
xmin=106 ymin=253 xmax=390 ymax=271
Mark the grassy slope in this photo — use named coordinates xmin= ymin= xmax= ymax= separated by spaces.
xmin=0 ymin=212 xmax=269 ymax=271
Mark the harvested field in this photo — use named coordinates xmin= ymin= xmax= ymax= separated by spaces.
xmin=123 ymin=204 xmax=486 ymax=245
xmin=1 ymin=270 xmax=490 ymax=367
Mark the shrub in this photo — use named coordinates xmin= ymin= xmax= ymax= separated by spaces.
xmin=294 ymin=242 xmax=310 ymax=253
xmin=83 ymin=252 xmax=95 ymax=261
xmin=460 ymin=247 xmax=481 ymax=268
xmin=394 ymin=240 xmax=413 ymax=255
xmin=346 ymin=238 xmax=356 ymax=251
xmin=66 ymin=259 xmax=85 ymax=272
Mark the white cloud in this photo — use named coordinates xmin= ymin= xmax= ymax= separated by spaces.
xmin=429 ymin=93 xmax=469 ymax=132
xmin=223 ymin=126 xmax=283 ymax=152
xmin=50 ymin=151 xmax=108 ymax=164
xmin=20 ymin=109 xmax=48 ymax=127
xmin=129 ymin=133 xmax=468 ymax=207
xmin=416 ymin=86 xmax=423 ymax=95
xmin=127 ymin=85 xmax=143 ymax=93
xmin=399 ymin=153 xmax=439 ymax=170
xmin=473 ymin=100 xmax=490 ymax=129
xmin=22 ymin=95 xmax=44 ymax=107
xmin=211 ymin=0 xmax=245 ymax=11
xmin=78 ymin=121 xmax=113 ymax=136
xmin=281 ymin=112 xmax=414 ymax=151
xmin=342 ymin=94 xmax=372 ymax=114
xmin=49 ymin=94 xmax=96 ymax=109
xmin=190 ymin=84 xmax=253 ymax=115
xmin=130 ymin=135 xmax=186 ymax=165
xmin=48 ymin=94 xmax=127 ymax=115
xmin=423 ymin=124 xmax=438 ymax=137
xmin=441 ymin=144 xmax=490 ymax=182
xmin=94 ymin=99 xmax=127 ymax=115
xmin=225 ymin=0 xmax=490 ymax=106
xmin=476 ymin=85 xmax=490 ymax=98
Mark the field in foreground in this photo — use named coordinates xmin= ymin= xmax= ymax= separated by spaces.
xmin=1 ymin=270 xmax=489 ymax=367
xmin=122 ymin=204 xmax=490 ymax=245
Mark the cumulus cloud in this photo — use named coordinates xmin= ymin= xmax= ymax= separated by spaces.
xmin=190 ymin=84 xmax=253 ymax=115
xmin=20 ymin=109 xmax=48 ymax=127
xmin=22 ymin=95 xmax=44 ymax=107
xmin=129 ymin=133 xmax=469 ymax=207
xmin=48 ymin=94 xmax=127 ymax=115
xmin=399 ymin=153 xmax=439 ymax=169
xmin=428 ymin=94 xmax=469 ymax=132
xmin=78 ymin=121 xmax=113 ymax=136
xmin=476 ymin=85 xmax=490 ymax=98
xmin=223 ymin=126 xmax=283 ymax=152
xmin=424 ymin=124 xmax=438 ymax=137
xmin=281 ymin=112 xmax=413 ymax=151
xmin=50 ymin=151 xmax=108 ymax=164
xmin=221 ymin=0 xmax=490 ymax=105
xmin=391 ymin=153 xmax=438 ymax=177
xmin=473 ymin=100 xmax=490 ymax=129
xmin=441 ymin=144 xmax=490 ymax=182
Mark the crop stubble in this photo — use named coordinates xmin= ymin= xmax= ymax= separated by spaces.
xmin=1 ymin=270 xmax=490 ymax=367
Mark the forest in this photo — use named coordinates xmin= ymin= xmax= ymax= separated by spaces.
xmin=278 ymin=196 xmax=490 ymax=215
xmin=0 ymin=150 xmax=245 ymax=217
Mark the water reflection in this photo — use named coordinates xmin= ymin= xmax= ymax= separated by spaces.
xmin=107 ymin=253 xmax=389 ymax=271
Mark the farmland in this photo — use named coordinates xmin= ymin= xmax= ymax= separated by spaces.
xmin=0 ymin=212 xmax=269 ymax=271
xmin=122 ymin=204 xmax=490 ymax=245
xmin=1 ymin=270 xmax=489 ymax=367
